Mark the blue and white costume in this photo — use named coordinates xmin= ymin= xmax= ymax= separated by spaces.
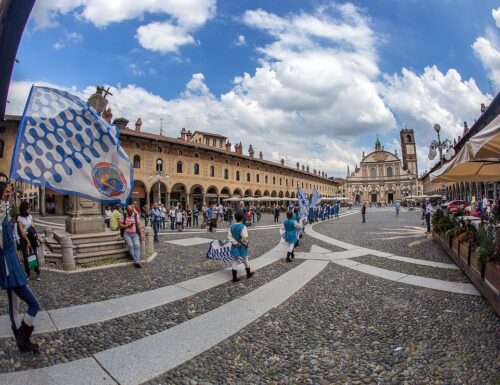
xmin=228 ymin=222 xmax=250 ymax=270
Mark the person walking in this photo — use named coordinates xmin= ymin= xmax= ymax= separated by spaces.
xmin=168 ymin=206 xmax=175 ymax=231
xmin=273 ymin=204 xmax=280 ymax=223
xmin=141 ymin=205 xmax=150 ymax=227
xmin=150 ymin=203 xmax=161 ymax=242
xmin=120 ymin=204 xmax=144 ymax=268
xmin=186 ymin=206 xmax=192 ymax=228
xmin=361 ymin=203 xmax=366 ymax=223
xmin=192 ymin=206 xmax=199 ymax=227
xmin=176 ymin=208 xmax=184 ymax=232
xmin=227 ymin=212 xmax=253 ymax=282
xmin=16 ymin=202 xmax=41 ymax=281
xmin=256 ymin=204 xmax=261 ymax=222
xmin=202 ymin=203 xmax=208 ymax=224
xmin=226 ymin=205 xmax=233 ymax=226
xmin=281 ymin=211 xmax=302 ymax=262
xmin=395 ymin=201 xmax=400 ymax=216
xmin=425 ymin=199 xmax=433 ymax=234
xmin=159 ymin=205 xmax=165 ymax=230
xmin=0 ymin=182 xmax=41 ymax=353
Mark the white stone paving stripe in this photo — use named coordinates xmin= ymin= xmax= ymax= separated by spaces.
xmin=165 ymin=237 xmax=214 ymax=246
xmin=386 ymin=255 xmax=459 ymax=269
xmin=0 ymin=244 xmax=284 ymax=338
xmin=94 ymin=260 xmax=328 ymax=385
xmin=0 ymin=259 xmax=327 ymax=385
xmin=0 ymin=358 xmax=117 ymax=385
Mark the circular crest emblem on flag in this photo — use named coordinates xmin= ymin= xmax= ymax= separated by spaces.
xmin=91 ymin=162 xmax=127 ymax=198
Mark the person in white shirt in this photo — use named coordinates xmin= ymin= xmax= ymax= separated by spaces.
xmin=169 ymin=207 xmax=176 ymax=231
xmin=160 ymin=205 xmax=166 ymax=230
xmin=17 ymin=202 xmax=41 ymax=281
xmin=104 ymin=205 xmax=112 ymax=228
xmin=176 ymin=209 xmax=183 ymax=231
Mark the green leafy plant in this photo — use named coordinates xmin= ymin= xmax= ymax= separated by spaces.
xmin=473 ymin=222 xmax=495 ymax=266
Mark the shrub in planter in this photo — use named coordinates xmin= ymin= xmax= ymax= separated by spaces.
xmin=473 ymin=222 xmax=496 ymax=278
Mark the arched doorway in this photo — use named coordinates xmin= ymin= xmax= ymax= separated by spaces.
xmin=206 ymin=186 xmax=218 ymax=205
xmin=220 ymin=187 xmax=231 ymax=201
xmin=190 ymin=185 xmax=204 ymax=208
xmin=132 ymin=180 xmax=147 ymax=208
xmin=171 ymin=183 xmax=187 ymax=208
xmin=150 ymin=181 xmax=168 ymax=206
xmin=233 ymin=188 xmax=242 ymax=198
xmin=244 ymin=189 xmax=253 ymax=197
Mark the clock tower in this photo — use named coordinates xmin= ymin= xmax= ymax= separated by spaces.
xmin=400 ymin=129 xmax=418 ymax=176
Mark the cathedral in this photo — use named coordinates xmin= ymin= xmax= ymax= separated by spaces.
xmin=345 ymin=129 xmax=419 ymax=204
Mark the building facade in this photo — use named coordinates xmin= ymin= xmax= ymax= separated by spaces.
xmin=345 ymin=130 xmax=420 ymax=204
xmin=1 ymin=114 xmax=340 ymax=214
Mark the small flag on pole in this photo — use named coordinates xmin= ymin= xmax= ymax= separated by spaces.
xmin=311 ymin=186 xmax=321 ymax=208
xmin=297 ymin=187 xmax=310 ymax=218
xmin=10 ymin=86 xmax=133 ymax=205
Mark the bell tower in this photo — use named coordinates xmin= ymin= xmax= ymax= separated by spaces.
xmin=400 ymin=129 xmax=418 ymax=176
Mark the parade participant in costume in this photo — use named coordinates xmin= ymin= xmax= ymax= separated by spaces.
xmin=0 ymin=182 xmax=40 ymax=353
xmin=282 ymin=211 xmax=303 ymax=262
xmin=292 ymin=208 xmax=301 ymax=247
xmin=227 ymin=212 xmax=253 ymax=282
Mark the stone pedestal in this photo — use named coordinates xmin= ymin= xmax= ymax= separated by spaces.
xmin=65 ymin=196 xmax=105 ymax=234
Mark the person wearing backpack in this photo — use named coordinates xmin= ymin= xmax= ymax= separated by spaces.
xmin=119 ymin=204 xmax=144 ymax=268
xmin=0 ymin=182 xmax=40 ymax=353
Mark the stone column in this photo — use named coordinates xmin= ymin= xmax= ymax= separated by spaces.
xmin=202 ymin=193 xmax=206 ymax=205
xmin=185 ymin=193 xmax=190 ymax=208
xmin=40 ymin=187 xmax=46 ymax=216
xmin=65 ymin=196 xmax=105 ymax=234
xmin=217 ymin=195 xmax=221 ymax=205
xmin=145 ymin=189 xmax=150 ymax=209
xmin=166 ymin=192 xmax=171 ymax=209
xmin=61 ymin=236 xmax=75 ymax=271
xmin=145 ymin=226 xmax=154 ymax=257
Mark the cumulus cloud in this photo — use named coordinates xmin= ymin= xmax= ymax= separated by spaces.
xmin=9 ymin=4 xmax=491 ymax=176
xmin=31 ymin=0 xmax=216 ymax=53
xmin=472 ymin=7 xmax=500 ymax=86
xmin=493 ymin=7 xmax=500 ymax=28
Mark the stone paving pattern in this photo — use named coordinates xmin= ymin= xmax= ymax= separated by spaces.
xmin=353 ymin=255 xmax=471 ymax=283
xmin=314 ymin=209 xmax=454 ymax=264
xmin=1 ymin=209 xmax=499 ymax=385
xmin=153 ymin=262 xmax=499 ymax=385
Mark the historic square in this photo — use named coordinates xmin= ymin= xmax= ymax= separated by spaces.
xmin=0 ymin=1 xmax=499 ymax=385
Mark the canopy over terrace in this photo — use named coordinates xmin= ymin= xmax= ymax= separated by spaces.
xmin=430 ymin=113 xmax=500 ymax=183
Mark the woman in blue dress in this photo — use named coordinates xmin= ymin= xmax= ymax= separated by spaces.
xmin=281 ymin=211 xmax=303 ymax=262
xmin=0 ymin=182 xmax=40 ymax=353
xmin=227 ymin=212 xmax=254 ymax=282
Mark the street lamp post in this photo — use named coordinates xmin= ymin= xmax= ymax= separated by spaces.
xmin=428 ymin=124 xmax=455 ymax=166
xmin=149 ymin=159 xmax=169 ymax=205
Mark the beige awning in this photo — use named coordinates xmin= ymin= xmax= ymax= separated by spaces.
xmin=469 ymin=112 xmax=500 ymax=158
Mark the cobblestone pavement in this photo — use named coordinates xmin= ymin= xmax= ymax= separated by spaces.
xmin=0 ymin=224 xmax=283 ymax=314
xmin=314 ymin=208 xmax=454 ymax=264
xmin=1 ymin=209 xmax=499 ymax=385
xmin=153 ymin=262 xmax=499 ymax=385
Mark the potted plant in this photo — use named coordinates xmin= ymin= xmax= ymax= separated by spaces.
xmin=473 ymin=222 xmax=495 ymax=278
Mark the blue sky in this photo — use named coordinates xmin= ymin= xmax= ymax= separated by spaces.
xmin=7 ymin=0 xmax=500 ymax=177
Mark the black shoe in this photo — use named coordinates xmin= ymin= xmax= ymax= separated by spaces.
xmin=246 ymin=267 xmax=254 ymax=279
xmin=16 ymin=321 xmax=39 ymax=354
xmin=134 ymin=262 xmax=142 ymax=268
xmin=232 ymin=270 xmax=240 ymax=282
xmin=286 ymin=252 xmax=292 ymax=262
xmin=291 ymin=251 xmax=295 ymax=260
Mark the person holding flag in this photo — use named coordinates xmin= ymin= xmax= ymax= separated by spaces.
xmin=0 ymin=182 xmax=40 ymax=353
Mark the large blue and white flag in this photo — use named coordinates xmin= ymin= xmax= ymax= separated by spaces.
xmin=297 ymin=188 xmax=310 ymax=218
xmin=10 ymin=86 xmax=133 ymax=205
xmin=311 ymin=186 xmax=321 ymax=208
xmin=206 ymin=240 xmax=243 ymax=264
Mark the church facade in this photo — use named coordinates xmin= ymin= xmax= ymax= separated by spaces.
xmin=345 ymin=129 xmax=420 ymax=204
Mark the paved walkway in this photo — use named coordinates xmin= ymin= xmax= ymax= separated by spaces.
xmin=1 ymin=209 xmax=498 ymax=385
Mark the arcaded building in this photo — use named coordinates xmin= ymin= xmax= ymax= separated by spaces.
xmin=1 ymin=114 xmax=340 ymax=214
xmin=345 ymin=129 xmax=419 ymax=204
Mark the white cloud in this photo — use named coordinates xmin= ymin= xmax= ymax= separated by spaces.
xmin=472 ymin=36 xmax=500 ymax=85
xmin=493 ymin=7 xmax=500 ymax=28
xmin=136 ymin=22 xmax=196 ymax=53
xmin=53 ymin=31 xmax=83 ymax=49
xmin=128 ymin=64 xmax=144 ymax=76
xmin=380 ymin=65 xmax=489 ymax=173
xmin=236 ymin=34 xmax=246 ymax=46
xmin=31 ymin=0 xmax=216 ymax=53
xmin=9 ymin=4 xmax=491 ymax=177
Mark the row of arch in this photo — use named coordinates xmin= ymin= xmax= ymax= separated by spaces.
xmin=134 ymin=156 xmax=320 ymax=189
xmin=427 ymin=181 xmax=498 ymax=201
